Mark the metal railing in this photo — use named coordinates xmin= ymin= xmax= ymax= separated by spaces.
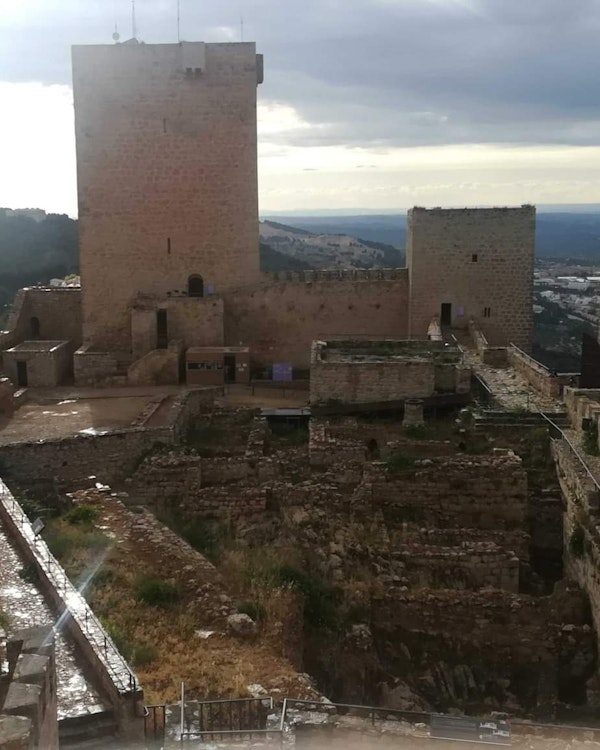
xmin=179 ymin=694 xmax=279 ymax=743
xmin=509 ymin=343 xmax=551 ymax=375
xmin=541 ymin=412 xmax=600 ymax=494
xmin=280 ymin=697 xmax=600 ymax=742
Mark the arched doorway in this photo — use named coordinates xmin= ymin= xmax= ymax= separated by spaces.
xmin=188 ymin=275 xmax=204 ymax=298
xmin=30 ymin=316 xmax=41 ymax=339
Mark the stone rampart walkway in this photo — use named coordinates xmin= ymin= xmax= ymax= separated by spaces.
xmin=0 ymin=514 xmax=107 ymax=719
xmin=460 ymin=346 xmax=563 ymax=413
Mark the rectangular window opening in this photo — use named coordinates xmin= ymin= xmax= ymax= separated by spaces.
xmin=472 ymin=253 xmax=478 ymax=262
xmin=167 ymin=237 xmax=171 ymax=255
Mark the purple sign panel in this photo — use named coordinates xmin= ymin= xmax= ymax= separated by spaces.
xmin=273 ymin=363 xmax=293 ymax=382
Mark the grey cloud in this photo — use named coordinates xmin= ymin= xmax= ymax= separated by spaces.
xmin=1 ymin=0 xmax=600 ymax=148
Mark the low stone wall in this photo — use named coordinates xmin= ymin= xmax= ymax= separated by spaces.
xmin=166 ymin=388 xmax=221 ymax=442
xmin=468 ymin=319 xmax=508 ymax=367
xmin=371 ymin=453 xmax=527 ymax=530
xmin=0 ymin=626 xmax=58 ymax=750
xmin=399 ymin=527 xmax=530 ymax=562
xmin=563 ymin=387 xmax=600 ymax=443
xmin=127 ymin=340 xmax=182 ymax=386
xmin=507 ymin=345 xmax=565 ymax=398
xmin=400 ymin=541 xmax=519 ymax=592
xmin=0 ymin=379 xmax=15 ymax=416
xmin=0 ymin=388 xmax=219 ymax=489
xmin=309 ymin=421 xmax=366 ymax=468
xmin=0 ymin=427 xmax=173 ymax=488
xmin=0 ymin=482 xmax=144 ymax=741
xmin=73 ymin=346 xmax=120 ymax=386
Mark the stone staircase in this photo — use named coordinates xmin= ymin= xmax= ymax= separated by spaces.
xmin=59 ymin=710 xmax=119 ymax=750
xmin=474 ymin=410 xmax=570 ymax=431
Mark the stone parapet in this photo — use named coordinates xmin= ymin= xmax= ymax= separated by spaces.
xmin=0 ymin=482 xmax=144 ymax=742
xmin=1 ymin=626 xmax=58 ymax=750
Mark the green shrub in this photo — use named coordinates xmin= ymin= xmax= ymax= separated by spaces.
xmin=385 ymin=451 xmax=416 ymax=474
xmin=64 ymin=504 xmax=100 ymax=525
xmin=237 ymin=601 xmax=266 ymax=622
xmin=135 ymin=578 xmax=180 ymax=607
xmin=132 ymin=643 xmax=158 ymax=668
xmin=276 ymin=565 xmax=340 ymax=630
xmin=44 ymin=525 xmax=110 ymax=561
xmin=102 ymin=619 xmax=133 ymax=660
xmin=583 ymin=424 xmax=600 ymax=457
xmin=0 ymin=610 xmax=10 ymax=629
xmin=569 ymin=526 xmax=586 ymax=559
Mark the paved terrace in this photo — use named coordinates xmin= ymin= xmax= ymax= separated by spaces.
xmin=0 ymin=513 xmax=107 ymax=719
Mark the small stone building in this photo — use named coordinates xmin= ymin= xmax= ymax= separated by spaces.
xmin=3 ymin=342 xmax=72 ymax=388
xmin=310 ymin=339 xmax=471 ymax=405
xmin=186 ymin=347 xmax=250 ymax=386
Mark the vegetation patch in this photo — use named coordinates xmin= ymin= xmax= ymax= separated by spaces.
xmin=276 ymin=564 xmax=340 ymax=630
xmin=135 ymin=578 xmax=180 ymax=608
xmin=237 ymin=601 xmax=266 ymax=622
xmin=384 ymin=450 xmax=417 ymax=473
xmin=583 ymin=423 xmax=600 ymax=457
xmin=64 ymin=504 xmax=100 ymax=525
xmin=569 ymin=526 xmax=586 ymax=559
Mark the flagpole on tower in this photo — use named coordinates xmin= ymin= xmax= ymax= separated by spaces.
xmin=177 ymin=0 xmax=181 ymax=42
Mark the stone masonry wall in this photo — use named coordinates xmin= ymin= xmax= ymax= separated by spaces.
xmin=507 ymin=345 xmax=564 ymax=398
xmin=0 ymin=388 xmax=218 ymax=488
xmin=131 ymin=296 xmax=224 ymax=360
xmin=407 ymin=207 xmax=535 ymax=350
xmin=1 ymin=626 xmax=58 ymax=750
xmin=310 ymin=357 xmax=435 ymax=405
xmin=370 ymin=453 xmax=528 ymax=530
xmin=225 ymin=274 xmax=409 ymax=369
xmin=73 ymin=42 xmax=262 ymax=352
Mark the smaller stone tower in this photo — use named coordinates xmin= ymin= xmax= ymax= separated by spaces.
xmin=407 ymin=206 xmax=535 ymax=351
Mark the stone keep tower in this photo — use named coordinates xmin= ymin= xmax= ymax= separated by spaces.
xmin=72 ymin=41 xmax=263 ymax=356
xmin=407 ymin=206 xmax=535 ymax=351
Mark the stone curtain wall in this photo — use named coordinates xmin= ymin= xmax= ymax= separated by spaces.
xmin=407 ymin=206 xmax=535 ymax=350
xmin=0 ymin=288 xmax=82 ymax=352
xmin=73 ymin=42 xmax=262 ymax=352
xmin=0 ymin=626 xmax=58 ymax=750
xmin=226 ymin=274 xmax=410 ymax=369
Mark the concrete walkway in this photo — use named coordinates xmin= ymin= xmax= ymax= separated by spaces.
xmin=0 ymin=515 xmax=108 ymax=719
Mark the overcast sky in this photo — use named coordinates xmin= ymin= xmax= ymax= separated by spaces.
xmin=1 ymin=0 xmax=600 ymax=215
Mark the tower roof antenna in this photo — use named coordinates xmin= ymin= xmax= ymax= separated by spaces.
xmin=177 ymin=0 xmax=181 ymax=42
xmin=132 ymin=0 xmax=137 ymax=39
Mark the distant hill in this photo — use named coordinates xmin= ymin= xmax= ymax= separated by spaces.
xmin=263 ymin=211 xmax=600 ymax=260
xmin=259 ymin=242 xmax=312 ymax=272
xmin=259 ymin=219 xmax=403 ymax=269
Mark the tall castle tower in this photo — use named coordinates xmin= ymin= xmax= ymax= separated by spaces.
xmin=72 ymin=41 xmax=263 ymax=356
